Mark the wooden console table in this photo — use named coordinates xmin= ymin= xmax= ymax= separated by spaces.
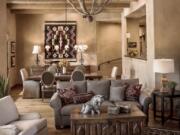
xmin=71 ymin=106 xmax=146 ymax=135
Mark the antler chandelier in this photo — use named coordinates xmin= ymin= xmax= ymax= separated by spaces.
xmin=67 ymin=0 xmax=111 ymax=22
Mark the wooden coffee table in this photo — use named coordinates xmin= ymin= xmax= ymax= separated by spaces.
xmin=71 ymin=106 xmax=146 ymax=135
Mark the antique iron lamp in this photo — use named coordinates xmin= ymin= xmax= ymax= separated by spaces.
xmin=32 ymin=45 xmax=41 ymax=65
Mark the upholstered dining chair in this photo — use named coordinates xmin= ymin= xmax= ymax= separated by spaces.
xmin=74 ymin=65 xmax=86 ymax=73
xmin=71 ymin=69 xmax=85 ymax=81
xmin=47 ymin=63 xmax=57 ymax=74
xmin=41 ymin=71 xmax=56 ymax=101
xmin=111 ymin=66 xmax=118 ymax=79
xmin=20 ymin=68 xmax=40 ymax=98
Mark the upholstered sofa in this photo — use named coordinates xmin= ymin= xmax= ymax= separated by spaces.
xmin=50 ymin=79 xmax=152 ymax=129
xmin=0 ymin=96 xmax=48 ymax=135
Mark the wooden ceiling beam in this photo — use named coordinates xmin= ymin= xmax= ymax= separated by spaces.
xmin=8 ymin=4 xmax=130 ymax=9
xmin=7 ymin=0 xmax=130 ymax=10
xmin=11 ymin=9 xmax=123 ymax=14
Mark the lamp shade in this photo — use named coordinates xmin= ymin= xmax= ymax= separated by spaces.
xmin=32 ymin=45 xmax=41 ymax=54
xmin=154 ymin=59 xmax=174 ymax=74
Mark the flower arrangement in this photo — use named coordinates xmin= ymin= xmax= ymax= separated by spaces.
xmin=168 ymin=81 xmax=177 ymax=95
xmin=58 ymin=59 xmax=70 ymax=68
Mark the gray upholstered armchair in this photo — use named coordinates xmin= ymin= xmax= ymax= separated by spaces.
xmin=0 ymin=96 xmax=48 ymax=135
xmin=20 ymin=68 xmax=40 ymax=98
xmin=139 ymin=89 xmax=152 ymax=123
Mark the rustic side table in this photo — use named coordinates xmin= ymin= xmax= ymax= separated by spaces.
xmin=152 ymin=90 xmax=180 ymax=125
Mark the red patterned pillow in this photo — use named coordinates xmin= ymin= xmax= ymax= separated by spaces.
xmin=57 ymin=87 xmax=77 ymax=105
xmin=73 ymin=91 xmax=94 ymax=104
xmin=125 ymin=84 xmax=142 ymax=101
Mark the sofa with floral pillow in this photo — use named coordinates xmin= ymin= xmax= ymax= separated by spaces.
xmin=50 ymin=79 xmax=152 ymax=129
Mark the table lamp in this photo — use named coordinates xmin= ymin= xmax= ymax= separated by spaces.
xmin=32 ymin=45 xmax=41 ymax=65
xmin=74 ymin=44 xmax=88 ymax=65
xmin=154 ymin=59 xmax=175 ymax=92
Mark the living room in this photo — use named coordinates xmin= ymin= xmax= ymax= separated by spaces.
xmin=1 ymin=0 xmax=180 ymax=135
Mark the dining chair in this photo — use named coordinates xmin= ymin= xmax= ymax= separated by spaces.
xmin=71 ymin=69 xmax=85 ymax=81
xmin=41 ymin=71 xmax=56 ymax=101
xmin=30 ymin=65 xmax=45 ymax=76
xmin=20 ymin=68 xmax=40 ymax=98
xmin=111 ymin=66 xmax=118 ymax=79
xmin=47 ymin=63 xmax=57 ymax=74
xmin=74 ymin=65 xmax=86 ymax=73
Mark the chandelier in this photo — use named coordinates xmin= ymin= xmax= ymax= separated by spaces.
xmin=67 ymin=0 xmax=111 ymax=22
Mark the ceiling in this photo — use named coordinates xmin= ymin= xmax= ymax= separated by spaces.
xmin=127 ymin=5 xmax=146 ymax=18
xmin=7 ymin=0 xmax=136 ymax=14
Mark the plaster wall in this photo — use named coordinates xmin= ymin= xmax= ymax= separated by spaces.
xmin=7 ymin=9 xmax=18 ymax=87
xmin=154 ymin=0 xmax=180 ymax=89
xmin=0 ymin=0 xmax=8 ymax=77
xmin=96 ymin=22 xmax=122 ymax=77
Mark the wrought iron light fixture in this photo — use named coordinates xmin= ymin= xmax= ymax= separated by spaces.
xmin=67 ymin=0 xmax=111 ymax=22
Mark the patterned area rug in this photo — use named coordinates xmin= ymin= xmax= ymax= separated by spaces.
xmin=143 ymin=127 xmax=180 ymax=135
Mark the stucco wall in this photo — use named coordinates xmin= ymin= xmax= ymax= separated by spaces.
xmin=96 ymin=22 xmax=122 ymax=77
xmin=0 ymin=0 xmax=8 ymax=78
xmin=7 ymin=9 xmax=18 ymax=87
xmin=154 ymin=0 xmax=180 ymax=89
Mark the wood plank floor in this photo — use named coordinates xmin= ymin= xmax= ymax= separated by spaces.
xmin=10 ymin=86 xmax=180 ymax=135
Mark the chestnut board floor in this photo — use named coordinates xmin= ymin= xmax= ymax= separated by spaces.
xmin=10 ymin=86 xmax=180 ymax=135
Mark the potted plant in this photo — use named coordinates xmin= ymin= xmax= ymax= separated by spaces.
xmin=0 ymin=75 xmax=9 ymax=98
xmin=168 ymin=81 xmax=177 ymax=95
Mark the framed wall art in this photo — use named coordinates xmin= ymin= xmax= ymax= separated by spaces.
xmin=11 ymin=41 xmax=16 ymax=53
xmin=11 ymin=56 xmax=16 ymax=67
xmin=44 ymin=21 xmax=77 ymax=61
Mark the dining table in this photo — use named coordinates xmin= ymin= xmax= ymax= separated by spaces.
xmin=27 ymin=73 xmax=103 ymax=81
xmin=27 ymin=73 xmax=102 ymax=98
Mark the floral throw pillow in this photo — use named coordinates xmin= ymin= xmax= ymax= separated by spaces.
xmin=57 ymin=87 xmax=77 ymax=105
xmin=125 ymin=84 xmax=142 ymax=101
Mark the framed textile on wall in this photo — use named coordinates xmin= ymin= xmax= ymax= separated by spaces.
xmin=11 ymin=56 xmax=16 ymax=67
xmin=44 ymin=21 xmax=77 ymax=61
xmin=11 ymin=41 xmax=16 ymax=53
xmin=9 ymin=41 xmax=16 ymax=68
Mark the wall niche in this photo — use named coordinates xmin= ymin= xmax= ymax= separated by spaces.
xmin=126 ymin=5 xmax=147 ymax=60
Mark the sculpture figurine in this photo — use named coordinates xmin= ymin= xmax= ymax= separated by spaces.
xmin=81 ymin=95 xmax=104 ymax=115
